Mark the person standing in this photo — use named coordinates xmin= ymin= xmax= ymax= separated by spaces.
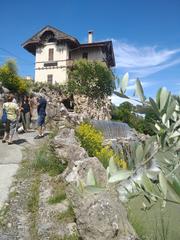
xmin=29 ymin=94 xmax=38 ymax=129
xmin=34 ymin=94 xmax=47 ymax=139
xmin=2 ymin=95 xmax=19 ymax=144
xmin=20 ymin=95 xmax=31 ymax=132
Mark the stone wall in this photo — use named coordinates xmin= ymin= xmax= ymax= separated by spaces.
xmin=39 ymin=87 xmax=112 ymax=121
xmin=73 ymin=94 xmax=112 ymax=120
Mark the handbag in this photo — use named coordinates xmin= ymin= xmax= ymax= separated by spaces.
xmin=1 ymin=109 xmax=7 ymax=123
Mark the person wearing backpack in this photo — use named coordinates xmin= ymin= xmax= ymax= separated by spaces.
xmin=2 ymin=94 xmax=19 ymax=144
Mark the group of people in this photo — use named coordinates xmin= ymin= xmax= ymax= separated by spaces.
xmin=1 ymin=93 xmax=47 ymax=144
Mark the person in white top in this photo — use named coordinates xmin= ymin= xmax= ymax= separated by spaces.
xmin=2 ymin=94 xmax=19 ymax=144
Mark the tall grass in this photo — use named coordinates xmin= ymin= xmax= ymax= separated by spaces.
xmin=32 ymin=141 xmax=67 ymax=176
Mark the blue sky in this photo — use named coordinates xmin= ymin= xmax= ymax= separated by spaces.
xmin=0 ymin=0 xmax=180 ymax=103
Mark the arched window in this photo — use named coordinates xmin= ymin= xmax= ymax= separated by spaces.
xmin=41 ymin=31 xmax=55 ymax=43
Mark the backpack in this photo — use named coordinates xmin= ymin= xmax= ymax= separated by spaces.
xmin=1 ymin=109 xmax=7 ymax=123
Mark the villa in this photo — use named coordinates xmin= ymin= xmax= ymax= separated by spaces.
xmin=22 ymin=25 xmax=115 ymax=84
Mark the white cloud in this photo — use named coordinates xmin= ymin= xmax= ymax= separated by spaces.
xmin=110 ymin=94 xmax=140 ymax=106
xmin=113 ymin=39 xmax=180 ymax=77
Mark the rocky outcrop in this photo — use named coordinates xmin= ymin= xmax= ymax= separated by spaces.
xmin=37 ymin=174 xmax=77 ymax=239
xmin=74 ymin=94 xmax=112 ymax=120
xmin=64 ymin=157 xmax=107 ymax=187
xmin=67 ymin=186 xmax=138 ymax=240
xmin=53 ymin=125 xmax=138 ymax=240
xmin=53 ymin=128 xmax=88 ymax=163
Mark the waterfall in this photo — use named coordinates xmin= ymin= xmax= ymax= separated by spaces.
xmin=91 ymin=120 xmax=137 ymax=140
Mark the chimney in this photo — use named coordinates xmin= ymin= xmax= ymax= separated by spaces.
xmin=88 ymin=30 xmax=93 ymax=43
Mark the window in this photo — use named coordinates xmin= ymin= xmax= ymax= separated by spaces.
xmin=69 ymin=51 xmax=71 ymax=59
xmin=48 ymin=48 xmax=54 ymax=61
xmin=47 ymin=74 xmax=53 ymax=84
xmin=82 ymin=52 xmax=88 ymax=59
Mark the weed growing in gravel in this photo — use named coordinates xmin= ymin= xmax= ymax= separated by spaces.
xmin=32 ymin=142 xmax=67 ymax=176
xmin=57 ymin=204 xmax=75 ymax=223
xmin=27 ymin=175 xmax=40 ymax=239
xmin=0 ymin=204 xmax=10 ymax=227
xmin=48 ymin=192 xmax=66 ymax=204
xmin=50 ymin=233 xmax=79 ymax=240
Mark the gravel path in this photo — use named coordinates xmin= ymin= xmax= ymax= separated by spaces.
xmin=0 ymin=131 xmax=38 ymax=209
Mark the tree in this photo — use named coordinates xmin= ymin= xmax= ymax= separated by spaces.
xmin=112 ymin=102 xmax=155 ymax=135
xmin=67 ymin=59 xmax=115 ymax=98
xmin=0 ymin=59 xmax=28 ymax=94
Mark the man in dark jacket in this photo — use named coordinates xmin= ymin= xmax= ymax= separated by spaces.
xmin=34 ymin=94 xmax=47 ymax=139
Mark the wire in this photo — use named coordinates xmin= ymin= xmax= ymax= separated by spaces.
xmin=0 ymin=47 xmax=34 ymax=66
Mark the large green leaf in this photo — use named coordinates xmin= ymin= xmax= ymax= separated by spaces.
xmin=172 ymin=175 xmax=180 ymax=196
xmin=167 ymin=180 xmax=180 ymax=203
xmin=156 ymin=88 xmax=162 ymax=108
xmin=160 ymin=87 xmax=170 ymax=111
xmin=144 ymin=136 xmax=157 ymax=155
xmin=113 ymin=91 xmax=129 ymax=99
xmin=169 ymin=131 xmax=180 ymax=139
xmin=159 ymin=172 xmax=168 ymax=198
xmin=135 ymin=79 xmax=146 ymax=102
xmin=165 ymin=99 xmax=176 ymax=122
xmin=120 ymin=72 xmax=129 ymax=93
xmin=108 ymin=170 xmax=132 ymax=183
xmin=135 ymin=144 xmax=144 ymax=163
xmin=86 ymin=168 xmax=96 ymax=186
xmin=149 ymin=97 xmax=160 ymax=118
xmin=173 ymin=119 xmax=180 ymax=131
xmin=109 ymin=157 xmax=118 ymax=176
xmin=85 ymin=186 xmax=105 ymax=193
xmin=141 ymin=175 xmax=158 ymax=198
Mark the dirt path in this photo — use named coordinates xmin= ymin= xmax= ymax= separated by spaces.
xmin=0 ymin=131 xmax=38 ymax=209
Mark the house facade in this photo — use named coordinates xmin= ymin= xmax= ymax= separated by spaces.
xmin=22 ymin=26 xmax=115 ymax=84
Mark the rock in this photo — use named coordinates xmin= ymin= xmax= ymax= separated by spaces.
xmin=66 ymin=187 xmax=138 ymax=240
xmin=53 ymin=128 xmax=88 ymax=163
xmin=74 ymin=94 xmax=112 ymax=120
xmin=64 ymin=157 xmax=107 ymax=187
xmin=37 ymin=174 xmax=78 ymax=239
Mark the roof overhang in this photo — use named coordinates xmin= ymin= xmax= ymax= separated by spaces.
xmin=22 ymin=25 xmax=80 ymax=55
xmin=70 ymin=41 xmax=115 ymax=67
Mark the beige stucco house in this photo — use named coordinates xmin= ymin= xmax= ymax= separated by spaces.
xmin=22 ymin=25 xmax=115 ymax=84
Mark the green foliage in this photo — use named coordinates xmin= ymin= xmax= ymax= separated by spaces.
xmin=48 ymin=192 xmax=66 ymax=205
xmin=75 ymin=123 xmax=127 ymax=169
xmin=50 ymin=233 xmax=79 ymax=240
xmin=75 ymin=123 xmax=103 ymax=156
xmin=112 ymin=102 xmax=155 ymax=135
xmin=27 ymin=175 xmax=40 ymax=239
xmin=32 ymin=142 xmax=67 ymax=176
xmin=112 ymin=73 xmax=180 ymax=207
xmin=56 ymin=204 xmax=75 ymax=223
xmin=96 ymin=146 xmax=127 ymax=169
xmin=27 ymin=176 xmax=40 ymax=214
xmin=68 ymin=59 xmax=115 ymax=98
xmin=31 ymin=81 xmax=69 ymax=94
xmin=0 ymin=59 xmax=28 ymax=93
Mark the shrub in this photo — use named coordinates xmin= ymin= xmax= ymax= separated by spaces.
xmin=75 ymin=123 xmax=127 ymax=169
xmin=68 ymin=59 xmax=115 ymax=98
xmin=96 ymin=146 xmax=127 ymax=169
xmin=75 ymin=123 xmax=103 ymax=157
xmin=0 ymin=59 xmax=28 ymax=94
xmin=112 ymin=102 xmax=155 ymax=135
